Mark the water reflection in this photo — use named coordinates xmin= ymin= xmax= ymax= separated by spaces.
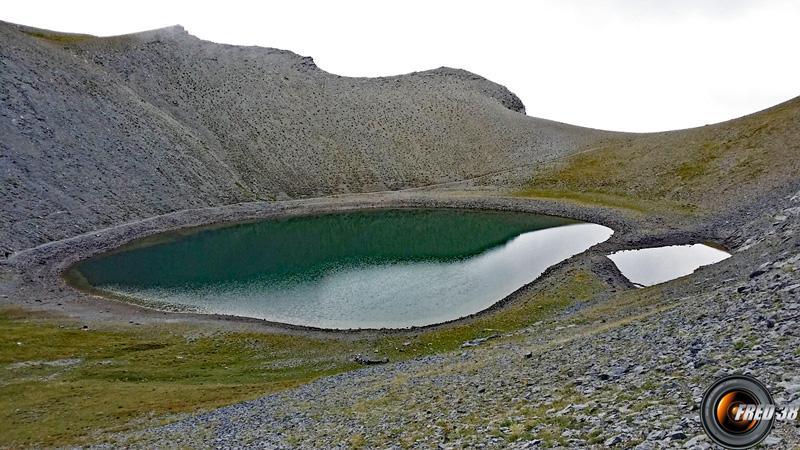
xmin=97 ymin=223 xmax=613 ymax=329
xmin=608 ymin=244 xmax=731 ymax=287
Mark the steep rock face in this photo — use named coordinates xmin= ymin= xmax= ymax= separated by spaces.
xmin=0 ymin=22 xmax=600 ymax=254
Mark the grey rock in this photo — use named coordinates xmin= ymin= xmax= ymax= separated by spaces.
xmin=682 ymin=434 xmax=708 ymax=448
xmin=3 ymin=17 xmax=800 ymax=450
xmin=353 ymin=355 xmax=389 ymax=365
xmin=646 ymin=430 xmax=666 ymax=441
xmin=461 ymin=334 xmax=500 ymax=348
xmin=668 ymin=430 xmax=687 ymax=440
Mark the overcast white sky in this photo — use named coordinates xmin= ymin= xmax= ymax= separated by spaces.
xmin=4 ymin=0 xmax=799 ymax=132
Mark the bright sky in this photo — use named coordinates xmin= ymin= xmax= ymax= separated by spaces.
xmin=4 ymin=0 xmax=799 ymax=132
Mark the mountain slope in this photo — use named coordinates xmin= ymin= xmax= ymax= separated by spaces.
xmin=0 ymin=22 xmax=603 ymax=254
xmin=520 ymin=96 xmax=800 ymax=214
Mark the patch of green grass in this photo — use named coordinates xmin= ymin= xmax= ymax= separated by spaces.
xmin=0 ymin=308 xmax=359 ymax=447
xmin=507 ymin=422 xmax=529 ymax=442
xmin=572 ymin=284 xmax=666 ymax=326
xmin=374 ymin=270 xmax=606 ymax=358
xmin=349 ymin=433 xmax=366 ymax=449
xmin=673 ymin=141 xmax=726 ymax=180
xmin=511 ymin=138 xmax=702 ymax=216
xmin=22 ymin=30 xmax=92 ymax=45
xmin=586 ymin=427 xmax=604 ymax=444
xmin=0 ymin=269 xmax=606 ymax=447
xmin=514 ymin=188 xmax=664 ymax=214
xmin=514 ymin=97 xmax=800 ymax=215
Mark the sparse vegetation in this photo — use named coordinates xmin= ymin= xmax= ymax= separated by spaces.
xmin=0 ymin=308 xmax=358 ymax=447
xmin=3 ymin=18 xmax=799 ymax=449
xmin=513 ymin=187 xmax=692 ymax=215
xmin=22 ymin=30 xmax=92 ymax=44
xmin=516 ymin=98 xmax=799 ymax=214
xmin=0 ymin=269 xmax=604 ymax=447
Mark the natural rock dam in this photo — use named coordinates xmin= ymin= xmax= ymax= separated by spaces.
xmin=68 ymin=209 xmax=613 ymax=329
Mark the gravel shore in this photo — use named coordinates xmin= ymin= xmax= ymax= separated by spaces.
xmin=102 ymin=188 xmax=800 ymax=449
xmin=3 ymin=19 xmax=800 ymax=449
xmin=0 ymin=182 xmax=781 ymax=449
xmin=1 ymin=188 xmax=706 ymax=334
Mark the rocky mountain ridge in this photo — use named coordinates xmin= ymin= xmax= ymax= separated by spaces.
xmin=1 ymin=21 xmax=601 ymax=255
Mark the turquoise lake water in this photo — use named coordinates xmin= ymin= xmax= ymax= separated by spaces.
xmin=73 ymin=209 xmax=613 ymax=329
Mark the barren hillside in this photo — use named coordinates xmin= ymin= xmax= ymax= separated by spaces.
xmin=0 ymin=21 xmax=604 ymax=254
xmin=2 ymin=21 xmax=800 ymax=448
xmin=4 ymin=21 xmax=799 ymax=256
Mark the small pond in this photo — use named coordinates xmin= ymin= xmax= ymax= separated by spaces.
xmin=607 ymin=244 xmax=731 ymax=287
xmin=69 ymin=209 xmax=613 ymax=329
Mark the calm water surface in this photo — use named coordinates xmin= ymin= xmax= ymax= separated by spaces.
xmin=73 ymin=209 xmax=613 ymax=329
xmin=608 ymin=244 xmax=731 ymax=287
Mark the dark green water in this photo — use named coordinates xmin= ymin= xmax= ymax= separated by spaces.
xmin=73 ymin=209 xmax=613 ymax=329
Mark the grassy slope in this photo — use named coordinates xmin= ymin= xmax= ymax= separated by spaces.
xmin=0 ymin=308 xmax=358 ymax=447
xmin=20 ymin=29 xmax=93 ymax=44
xmin=4 ymin=95 xmax=798 ymax=448
xmin=332 ymin=281 xmax=675 ymax=448
xmin=0 ymin=270 xmax=603 ymax=447
xmin=5 ymin=24 xmax=799 ymax=448
xmin=517 ymin=97 xmax=800 ymax=214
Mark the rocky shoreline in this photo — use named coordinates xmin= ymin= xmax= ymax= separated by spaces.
xmin=3 ymin=18 xmax=800 ymax=448
xmin=2 ymin=189 xmax=709 ymax=336
xmin=4 ymin=183 xmax=798 ymax=448
xmin=93 ymin=187 xmax=800 ymax=449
